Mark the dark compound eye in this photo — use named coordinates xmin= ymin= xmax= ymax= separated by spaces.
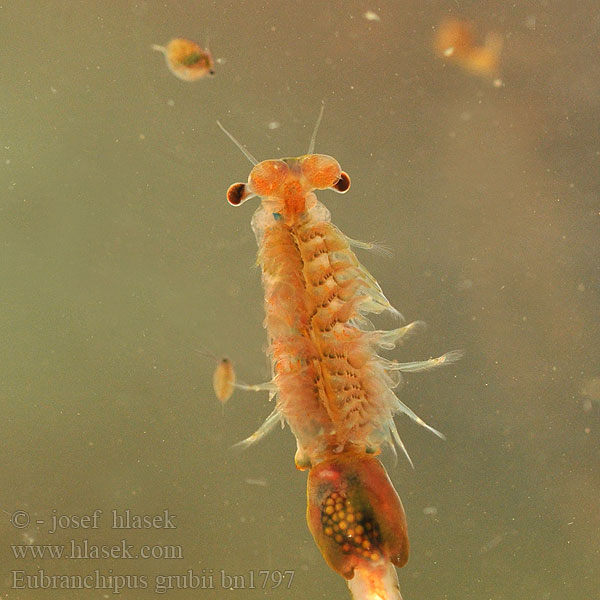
xmin=332 ymin=171 xmax=351 ymax=193
xmin=227 ymin=183 xmax=247 ymax=206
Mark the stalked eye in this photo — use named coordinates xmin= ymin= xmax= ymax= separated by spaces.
xmin=249 ymin=160 xmax=289 ymax=197
xmin=227 ymin=182 xmax=252 ymax=206
xmin=301 ymin=154 xmax=342 ymax=190
xmin=332 ymin=171 xmax=351 ymax=193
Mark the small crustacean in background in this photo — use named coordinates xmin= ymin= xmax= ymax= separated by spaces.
xmin=195 ymin=346 xmax=274 ymax=408
xmin=434 ymin=17 xmax=503 ymax=84
xmin=152 ymin=38 xmax=215 ymax=81
xmin=192 ymin=348 xmax=236 ymax=405
xmin=211 ymin=357 xmax=235 ymax=404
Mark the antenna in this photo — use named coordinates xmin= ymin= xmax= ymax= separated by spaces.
xmin=216 ymin=121 xmax=259 ymax=166
xmin=307 ymin=101 xmax=325 ymax=155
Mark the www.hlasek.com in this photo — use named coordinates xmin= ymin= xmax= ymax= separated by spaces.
xmin=11 ymin=569 xmax=295 ymax=593
xmin=12 ymin=539 xmax=183 ymax=560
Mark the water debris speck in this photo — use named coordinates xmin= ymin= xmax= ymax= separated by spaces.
xmin=244 ymin=478 xmax=268 ymax=487
xmin=363 ymin=10 xmax=381 ymax=22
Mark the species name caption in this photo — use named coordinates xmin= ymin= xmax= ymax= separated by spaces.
xmin=7 ymin=509 xmax=295 ymax=593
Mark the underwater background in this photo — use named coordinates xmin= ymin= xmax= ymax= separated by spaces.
xmin=2 ymin=1 xmax=598 ymax=598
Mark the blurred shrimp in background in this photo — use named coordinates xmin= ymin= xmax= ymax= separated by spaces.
xmin=434 ymin=17 xmax=503 ymax=84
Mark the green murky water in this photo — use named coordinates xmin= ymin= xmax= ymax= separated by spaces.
xmin=2 ymin=2 xmax=598 ymax=598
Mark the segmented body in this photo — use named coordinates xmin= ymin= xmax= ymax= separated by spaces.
xmin=254 ymin=200 xmax=400 ymax=467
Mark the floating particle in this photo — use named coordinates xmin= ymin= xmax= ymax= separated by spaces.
xmin=244 ymin=478 xmax=268 ymax=487
xmin=456 ymin=279 xmax=473 ymax=291
xmin=581 ymin=377 xmax=600 ymax=413
xmin=364 ymin=10 xmax=381 ymax=22
xmin=525 ymin=15 xmax=536 ymax=31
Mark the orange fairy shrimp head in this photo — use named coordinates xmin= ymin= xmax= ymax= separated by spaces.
xmin=222 ymin=104 xmax=350 ymax=220
xmin=152 ymin=38 xmax=215 ymax=81
xmin=434 ymin=17 xmax=503 ymax=81
xmin=226 ymin=154 xmax=351 ymax=221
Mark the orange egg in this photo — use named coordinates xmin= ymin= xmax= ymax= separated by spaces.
xmin=152 ymin=38 xmax=215 ymax=81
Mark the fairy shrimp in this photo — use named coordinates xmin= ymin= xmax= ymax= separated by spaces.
xmin=152 ymin=38 xmax=215 ymax=81
xmin=219 ymin=109 xmax=462 ymax=600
